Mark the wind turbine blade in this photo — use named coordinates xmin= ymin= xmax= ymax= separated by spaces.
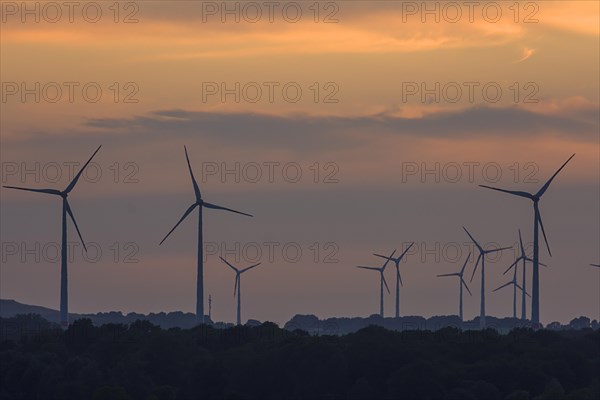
xmin=470 ymin=253 xmax=482 ymax=283
xmin=387 ymin=249 xmax=398 ymax=262
xmin=234 ymin=274 xmax=239 ymax=296
xmin=184 ymin=146 xmax=202 ymax=201
xmin=591 ymin=264 xmax=600 ymax=268
xmin=461 ymin=279 xmax=473 ymax=296
xmin=518 ymin=229 xmax=526 ymax=256
xmin=515 ymin=283 xmax=530 ymax=297
xmin=536 ymin=207 xmax=552 ymax=256
xmin=493 ymin=281 xmax=512 ymax=292
xmin=64 ymin=145 xmax=102 ymax=194
xmin=203 ymin=202 xmax=253 ymax=217
xmin=437 ymin=273 xmax=459 ymax=277
xmin=397 ymin=268 xmax=403 ymax=287
xmin=3 ymin=186 xmax=62 ymax=196
xmin=379 ymin=249 xmax=396 ymax=271
xmin=65 ymin=200 xmax=87 ymax=252
xmin=485 ymin=246 xmax=512 ymax=254
xmin=219 ymin=256 xmax=239 ymax=272
xmin=478 ymin=185 xmax=533 ymax=199
xmin=373 ymin=253 xmax=394 ymax=262
xmin=356 ymin=266 xmax=379 ymax=271
xmin=503 ymin=257 xmax=522 ymax=275
xmin=159 ymin=203 xmax=198 ymax=245
xmin=535 ymin=153 xmax=575 ymax=198
xmin=241 ymin=263 xmax=262 ymax=273
xmin=460 ymin=252 xmax=471 ymax=275
xmin=382 ymin=274 xmax=390 ymax=294
xmin=397 ymin=242 xmax=415 ymax=262
xmin=525 ymin=257 xmax=548 ymax=267
xmin=462 ymin=227 xmax=482 ymax=252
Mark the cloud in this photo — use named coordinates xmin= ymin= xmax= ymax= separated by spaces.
xmin=0 ymin=2 xmax=531 ymax=58
xmin=79 ymin=105 xmax=598 ymax=152
xmin=514 ymin=47 xmax=535 ymax=63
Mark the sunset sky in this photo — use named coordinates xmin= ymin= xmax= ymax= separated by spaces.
xmin=1 ymin=1 xmax=598 ymax=325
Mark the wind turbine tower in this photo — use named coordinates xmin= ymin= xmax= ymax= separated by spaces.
xmin=437 ymin=253 xmax=472 ymax=322
xmin=373 ymin=243 xmax=415 ymax=318
xmin=356 ymin=250 xmax=395 ymax=317
xmin=219 ymin=257 xmax=261 ymax=325
xmin=504 ymin=229 xmax=546 ymax=320
xmin=479 ymin=154 xmax=575 ymax=324
xmin=463 ymin=226 xmax=511 ymax=329
xmin=160 ymin=146 xmax=253 ymax=325
xmin=3 ymin=146 xmax=101 ymax=328
xmin=494 ymin=265 xmax=530 ymax=319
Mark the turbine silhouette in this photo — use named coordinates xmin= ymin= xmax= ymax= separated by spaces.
xmin=463 ymin=226 xmax=511 ymax=329
xmin=503 ymin=229 xmax=547 ymax=320
xmin=219 ymin=257 xmax=261 ymax=326
xmin=479 ymin=154 xmax=575 ymax=324
xmin=160 ymin=146 xmax=253 ymax=325
xmin=373 ymin=243 xmax=414 ymax=318
xmin=3 ymin=145 xmax=101 ymax=328
xmin=494 ymin=264 xmax=530 ymax=319
xmin=437 ymin=253 xmax=472 ymax=322
xmin=356 ymin=249 xmax=395 ymax=317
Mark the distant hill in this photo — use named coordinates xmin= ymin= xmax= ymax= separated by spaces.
xmin=2 ymin=299 xmax=597 ymax=333
xmin=0 ymin=299 xmax=61 ymax=322
xmin=283 ymin=313 xmax=540 ymax=335
xmin=284 ymin=314 xmax=600 ymax=335
xmin=0 ymin=299 xmax=218 ymax=329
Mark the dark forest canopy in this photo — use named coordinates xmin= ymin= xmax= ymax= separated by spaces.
xmin=1 ymin=314 xmax=599 ymax=400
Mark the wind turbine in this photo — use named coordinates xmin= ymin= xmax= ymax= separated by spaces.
xmin=219 ymin=256 xmax=261 ymax=325
xmin=373 ymin=243 xmax=414 ymax=318
xmin=3 ymin=146 xmax=101 ymax=328
xmin=504 ymin=229 xmax=547 ymax=320
xmin=160 ymin=146 xmax=253 ymax=325
xmin=479 ymin=154 xmax=575 ymax=324
xmin=463 ymin=227 xmax=512 ymax=329
xmin=493 ymin=266 xmax=530 ymax=319
xmin=437 ymin=253 xmax=472 ymax=322
xmin=356 ymin=249 xmax=395 ymax=317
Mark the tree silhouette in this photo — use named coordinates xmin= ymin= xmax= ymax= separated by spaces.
xmin=0 ymin=315 xmax=598 ymax=400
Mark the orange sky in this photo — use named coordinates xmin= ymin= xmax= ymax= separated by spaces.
xmin=1 ymin=1 xmax=599 ymax=324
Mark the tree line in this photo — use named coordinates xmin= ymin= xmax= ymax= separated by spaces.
xmin=1 ymin=314 xmax=599 ymax=400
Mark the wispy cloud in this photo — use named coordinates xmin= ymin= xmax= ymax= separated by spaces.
xmin=80 ymin=105 xmax=598 ymax=148
xmin=514 ymin=47 xmax=535 ymax=63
